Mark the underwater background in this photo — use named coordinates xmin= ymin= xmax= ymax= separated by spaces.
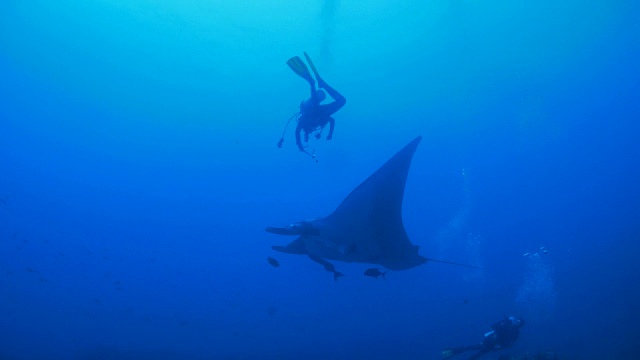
xmin=1 ymin=1 xmax=639 ymax=359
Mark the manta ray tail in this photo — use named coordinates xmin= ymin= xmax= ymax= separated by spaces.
xmin=426 ymin=258 xmax=482 ymax=269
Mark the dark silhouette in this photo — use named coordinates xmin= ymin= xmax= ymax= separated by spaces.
xmin=267 ymin=257 xmax=280 ymax=268
xmin=267 ymin=137 xmax=480 ymax=280
xmin=442 ymin=316 xmax=525 ymax=360
xmin=280 ymin=52 xmax=346 ymax=157
xmin=309 ymin=255 xmax=344 ymax=281
xmin=364 ymin=268 xmax=386 ymax=279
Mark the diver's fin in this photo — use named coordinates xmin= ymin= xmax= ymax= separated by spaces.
xmin=441 ymin=347 xmax=466 ymax=359
xmin=303 ymin=52 xmax=320 ymax=80
xmin=286 ymin=56 xmax=314 ymax=85
xmin=441 ymin=349 xmax=455 ymax=359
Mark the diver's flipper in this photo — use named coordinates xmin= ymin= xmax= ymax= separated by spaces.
xmin=441 ymin=347 xmax=466 ymax=359
xmin=287 ymin=56 xmax=314 ymax=85
xmin=441 ymin=349 xmax=454 ymax=359
xmin=303 ymin=52 xmax=320 ymax=80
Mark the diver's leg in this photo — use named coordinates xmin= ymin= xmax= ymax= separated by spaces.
xmin=442 ymin=345 xmax=482 ymax=359
xmin=441 ymin=347 xmax=465 ymax=359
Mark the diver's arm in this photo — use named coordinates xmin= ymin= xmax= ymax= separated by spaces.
xmin=326 ymin=118 xmax=335 ymax=140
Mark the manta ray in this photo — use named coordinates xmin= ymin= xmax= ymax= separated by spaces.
xmin=267 ymin=136 xmax=475 ymax=280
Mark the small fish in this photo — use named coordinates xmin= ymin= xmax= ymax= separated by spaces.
xmin=267 ymin=257 xmax=280 ymax=268
xmin=364 ymin=268 xmax=386 ymax=279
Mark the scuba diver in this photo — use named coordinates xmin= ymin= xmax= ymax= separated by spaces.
xmin=442 ymin=316 xmax=525 ymax=360
xmin=278 ymin=52 xmax=346 ymax=158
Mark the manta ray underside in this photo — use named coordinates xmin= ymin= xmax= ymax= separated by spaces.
xmin=267 ymin=136 xmax=429 ymax=279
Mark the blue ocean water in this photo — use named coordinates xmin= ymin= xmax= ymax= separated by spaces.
xmin=1 ymin=1 xmax=639 ymax=359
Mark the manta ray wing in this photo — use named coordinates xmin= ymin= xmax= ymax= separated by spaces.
xmin=269 ymin=136 xmax=427 ymax=271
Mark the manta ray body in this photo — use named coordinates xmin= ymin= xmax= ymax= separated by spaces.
xmin=267 ymin=136 xmax=430 ymax=277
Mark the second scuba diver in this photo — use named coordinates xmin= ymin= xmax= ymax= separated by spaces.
xmin=442 ymin=316 xmax=525 ymax=360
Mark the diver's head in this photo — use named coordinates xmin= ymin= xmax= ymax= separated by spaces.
xmin=300 ymin=91 xmax=326 ymax=113
xmin=313 ymin=89 xmax=326 ymax=103
xmin=509 ymin=316 xmax=524 ymax=328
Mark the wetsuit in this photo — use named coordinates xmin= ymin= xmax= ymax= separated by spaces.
xmin=295 ymin=80 xmax=345 ymax=152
